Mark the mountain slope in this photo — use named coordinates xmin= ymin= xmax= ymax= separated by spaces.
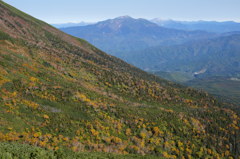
xmin=60 ymin=16 xmax=215 ymax=56
xmin=0 ymin=1 xmax=239 ymax=158
xmin=152 ymin=19 xmax=240 ymax=33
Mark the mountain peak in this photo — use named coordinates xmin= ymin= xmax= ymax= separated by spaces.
xmin=92 ymin=15 xmax=159 ymax=31
xmin=92 ymin=16 xmax=158 ymax=31
xmin=115 ymin=15 xmax=133 ymax=20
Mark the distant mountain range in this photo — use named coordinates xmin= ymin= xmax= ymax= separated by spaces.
xmin=51 ymin=22 xmax=94 ymax=28
xmin=151 ymin=19 xmax=240 ymax=33
xmin=55 ymin=18 xmax=240 ymax=33
xmin=61 ymin=16 xmax=216 ymax=56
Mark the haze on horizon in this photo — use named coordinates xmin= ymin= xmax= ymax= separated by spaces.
xmin=2 ymin=0 xmax=240 ymax=23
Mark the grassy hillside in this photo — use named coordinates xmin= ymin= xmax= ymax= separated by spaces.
xmin=0 ymin=1 xmax=239 ymax=158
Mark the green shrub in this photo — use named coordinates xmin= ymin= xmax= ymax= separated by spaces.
xmin=0 ymin=31 xmax=12 ymax=41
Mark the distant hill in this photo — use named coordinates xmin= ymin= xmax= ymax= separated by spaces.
xmin=152 ymin=19 xmax=240 ymax=33
xmin=121 ymin=34 xmax=240 ymax=78
xmin=61 ymin=16 xmax=216 ymax=56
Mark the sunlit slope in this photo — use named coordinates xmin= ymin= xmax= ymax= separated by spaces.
xmin=0 ymin=1 xmax=239 ymax=158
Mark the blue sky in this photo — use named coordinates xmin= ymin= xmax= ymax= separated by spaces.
xmin=3 ymin=0 xmax=240 ymax=23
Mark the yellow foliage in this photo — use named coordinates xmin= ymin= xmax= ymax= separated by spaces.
xmin=129 ymin=145 xmax=139 ymax=151
xmin=226 ymin=145 xmax=230 ymax=149
xmin=149 ymin=138 xmax=161 ymax=145
xmin=186 ymin=147 xmax=192 ymax=154
xmin=72 ymin=146 xmax=78 ymax=152
xmin=207 ymin=148 xmax=212 ymax=154
xmin=63 ymin=137 xmax=69 ymax=141
xmin=22 ymin=100 xmax=39 ymax=109
xmin=103 ymin=137 xmax=111 ymax=144
xmin=90 ymin=129 xmax=99 ymax=136
xmin=0 ymin=76 xmax=10 ymax=86
xmin=33 ymin=132 xmax=41 ymax=138
xmin=125 ymin=128 xmax=131 ymax=136
xmin=116 ymin=122 xmax=122 ymax=131
xmin=30 ymin=76 xmax=39 ymax=82
xmin=140 ymin=140 xmax=145 ymax=147
xmin=162 ymin=151 xmax=170 ymax=158
xmin=178 ymin=141 xmax=183 ymax=147
xmin=152 ymin=127 xmax=163 ymax=136
xmin=43 ymin=114 xmax=49 ymax=119
xmin=39 ymin=141 xmax=46 ymax=147
xmin=187 ymin=155 xmax=192 ymax=159
xmin=33 ymin=91 xmax=56 ymax=101
xmin=12 ymin=91 xmax=17 ymax=97
xmin=140 ymin=132 xmax=146 ymax=139
xmin=46 ymin=133 xmax=52 ymax=138
xmin=225 ymin=150 xmax=230 ymax=156
xmin=75 ymin=92 xmax=88 ymax=101
xmin=112 ymin=137 xmax=122 ymax=144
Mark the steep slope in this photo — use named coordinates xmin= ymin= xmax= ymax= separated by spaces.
xmin=61 ymin=16 xmax=215 ymax=56
xmin=0 ymin=1 xmax=239 ymax=158
xmin=152 ymin=19 xmax=240 ymax=33
xmin=121 ymin=34 xmax=240 ymax=78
